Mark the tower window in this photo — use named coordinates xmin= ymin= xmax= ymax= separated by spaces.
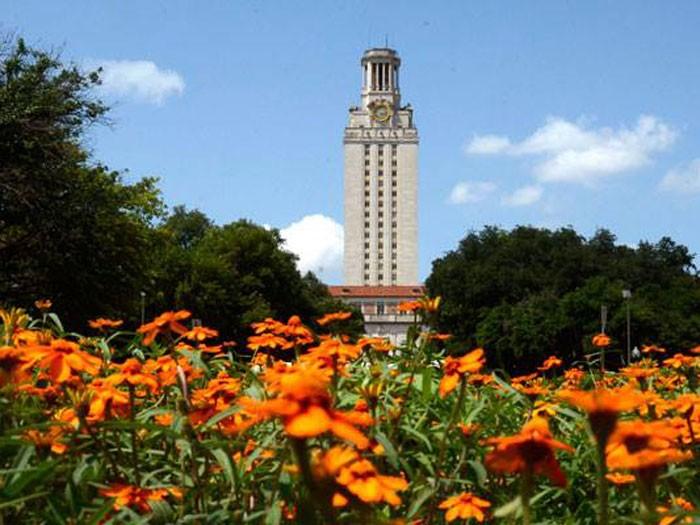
xmin=364 ymin=159 xmax=370 ymax=166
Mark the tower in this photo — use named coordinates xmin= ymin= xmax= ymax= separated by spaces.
xmin=343 ymin=48 xmax=419 ymax=286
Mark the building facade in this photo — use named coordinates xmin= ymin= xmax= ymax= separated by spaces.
xmin=343 ymin=48 xmax=418 ymax=286
xmin=331 ymin=48 xmax=422 ymax=344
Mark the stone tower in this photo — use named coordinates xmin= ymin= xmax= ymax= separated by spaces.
xmin=343 ymin=48 xmax=418 ymax=286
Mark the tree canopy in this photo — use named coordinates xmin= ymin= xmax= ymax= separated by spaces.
xmin=426 ymin=225 xmax=700 ymax=373
xmin=0 ymin=36 xmax=357 ymax=339
xmin=0 ymin=37 xmax=162 ymax=328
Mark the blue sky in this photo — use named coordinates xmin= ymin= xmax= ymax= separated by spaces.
xmin=5 ymin=1 xmax=700 ymax=283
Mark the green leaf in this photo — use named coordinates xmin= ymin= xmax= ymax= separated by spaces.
xmin=494 ymin=495 xmax=522 ymax=518
xmin=264 ymin=502 xmax=282 ymax=525
xmin=406 ymin=486 xmax=434 ymax=518
xmin=421 ymin=367 xmax=433 ymax=402
xmin=374 ymin=431 xmax=399 ymax=470
xmin=467 ymin=459 xmax=487 ymax=487
xmin=0 ymin=491 xmax=50 ymax=510
xmin=2 ymin=458 xmax=55 ymax=499
xmin=211 ymin=448 xmax=236 ymax=490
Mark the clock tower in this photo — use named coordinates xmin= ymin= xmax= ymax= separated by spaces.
xmin=343 ymin=48 xmax=418 ymax=286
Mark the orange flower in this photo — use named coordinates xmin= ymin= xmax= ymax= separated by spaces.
xmin=606 ymin=419 xmax=691 ymax=471
xmin=282 ymin=315 xmax=315 ymax=346
xmin=663 ymin=353 xmax=697 ymax=369
xmin=620 ymin=364 xmax=658 ymax=381
xmin=511 ymin=373 xmax=538 ymax=384
xmin=88 ymin=318 xmax=124 ymax=332
xmin=657 ymin=498 xmax=695 ymax=525
xmin=592 ymin=333 xmax=611 ymax=347
xmin=562 ymin=367 xmax=585 ymax=388
xmin=106 ymin=358 xmax=160 ymax=394
xmin=422 ymin=332 xmax=452 ymax=342
xmin=317 ymin=311 xmax=352 ymax=326
xmin=419 ymin=296 xmax=441 ymax=312
xmin=533 ymin=400 xmax=559 ymax=418
xmin=483 ymin=417 xmax=573 ymax=487
xmin=183 ymin=326 xmax=218 ymax=342
xmin=313 ymin=446 xmax=408 ymax=507
xmin=397 ymin=300 xmax=421 ymax=313
xmin=141 ymin=355 xmax=203 ymax=387
xmin=100 ymin=484 xmax=183 ymax=513
xmin=335 ymin=459 xmax=408 ymax=506
xmin=247 ymin=333 xmax=293 ymax=352
xmin=605 ymin=472 xmax=635 ymax=485
xmin=23 ymin=339 xmax=101 ymax=384
xmin=558 ymin=387 xmax=643 ymax=445
xmin=154 ymin=412 xmax=174 ymax=426
xmin=23 ymin=427 xmax=69 ymax=454
xmin=513 ymin=382 xmax=549 ymax=401
xmin=457 ymin=423 xmax=480 ymax=438
xmin=467 ymin=373 xmax=493 ymax=387
xmin=439 ymin=348 xmax=486 ymax=397
xmin=641 ymin=344 xmax=666 ymax=354
xmin=189 ymin=372 xmax=242 ymax=426
xmin=0 ymin=346 xmax=31 ymax=385
xmin=34 ymin=299 xmax=52 ymax=311
xmin=301 ymin=338 xmax=361 ymax=373
xmin=87 ymin=378 xmax=130 ymax=421
xmin=358 ymin=337 xmax=394 ymax=353
xmin=537 ymin=355 xmax=562 ymax=372
xmin=240 ymin=361 xmax=373 ymax=449
xmin=137 ymin=310 xmax=191 ymax=345
xmin=439 ymin=492 xmax=491 ymax=523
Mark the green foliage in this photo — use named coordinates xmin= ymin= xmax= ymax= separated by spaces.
xmin=0 ymin=36 xmax=163 ymax=327
xmin=0 ymin=36 xmax=349 ymax=338
xmin=149 ymin=207 xmax=361 ymax=342
xmin=427 ymin=226 xmax=700 ymax=372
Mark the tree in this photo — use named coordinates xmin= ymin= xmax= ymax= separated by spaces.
xmin=149 ymin=212 xmax=361 ymax=343
xmin=0 ymin=37 xmax=163 ymax=326
xmin=427 ymin=226 xmax=700 ymax=373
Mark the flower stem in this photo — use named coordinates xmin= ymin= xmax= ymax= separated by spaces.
xmin=127 ymin=385 xmax=141 ymax=485
xmin=521 ymin=466 xmax=534 ymax=525
xmin=596 ymin=441 xmax=609 ymax=525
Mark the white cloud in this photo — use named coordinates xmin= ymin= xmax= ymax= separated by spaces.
xmin=280 ymin=214 xmax=343 ymax=281
xmin=465 ymin=115 xmax=676 ymax=184
xmin=448 ymin=181 xmax=497 ymax=204
xmin=659 ymin=159 xmax=700 ymax=193
xmin=465 ymin=135 xmax=511 ymax=154
xmin=94 ymin=60 xmax=185 ymax=105
xmin=501 ymin=185 xmax=544 ymax=207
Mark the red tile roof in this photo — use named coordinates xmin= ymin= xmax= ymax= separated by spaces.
xmin=328 ymin=285 xmax=425 ymax=298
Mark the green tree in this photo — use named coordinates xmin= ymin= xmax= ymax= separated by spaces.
xmin=149 ymin=212 xmax=361 ymax=343
xmin=427 ymin=226 xmax=700 ymax=372
xmin=0 ymin=37 xmax=163 ymax=326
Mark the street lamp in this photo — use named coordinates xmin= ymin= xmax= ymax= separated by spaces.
xmin=622 ymin=289 xmax=632 ymax=363
xmin=140 ymin=291 xmax=146 ymax=325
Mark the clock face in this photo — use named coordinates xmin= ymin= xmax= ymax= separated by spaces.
xmin=370 ymin=100 xmax=393 ymax=122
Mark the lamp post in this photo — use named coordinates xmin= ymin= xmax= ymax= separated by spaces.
xmin=622 ymin=289 xmax=632 ymax=363
xmin=140 ymin=291 xmax=146 ymax=325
